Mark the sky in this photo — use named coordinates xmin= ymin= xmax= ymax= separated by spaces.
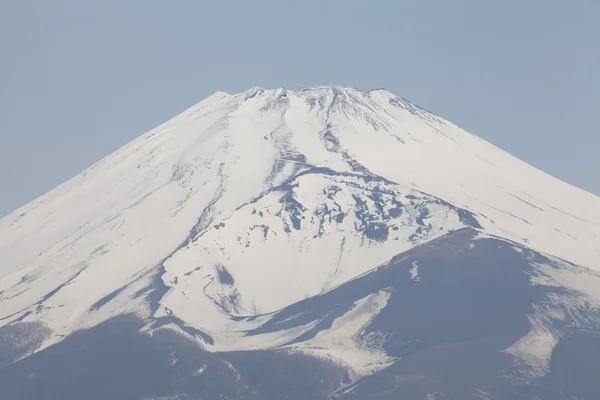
xmin=0 ymin=0 xmax=598 ymax=216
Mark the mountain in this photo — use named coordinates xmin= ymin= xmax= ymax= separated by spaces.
xmin=1 ymin=86 xmax=599 ymax=399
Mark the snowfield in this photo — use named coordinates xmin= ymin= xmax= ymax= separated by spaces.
xmin=1 ymin=86 xmax=599 ymax=379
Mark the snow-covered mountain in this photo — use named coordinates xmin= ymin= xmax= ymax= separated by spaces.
xmin=1 ymin=86 xmax=599 ymax=399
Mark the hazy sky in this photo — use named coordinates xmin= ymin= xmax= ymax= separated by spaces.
xmin=1 ymin=0 xmax=598 ymax=216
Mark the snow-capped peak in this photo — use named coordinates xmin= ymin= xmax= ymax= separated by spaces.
xmin=1 ymin=85 xmax=599 ymax=354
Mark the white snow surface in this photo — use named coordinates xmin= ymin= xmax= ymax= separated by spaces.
xmin=285 ymin=289 xmax=396 ymax=381
xmin=503 ymin=252 xmax=600 ymax=380
xmin=504 ymin=314 xmax=560 ymax=380
xmin=1 ymin=85 xmax=600 ymax=368
xmin=409 ymin=262 xmax=420 ymax=282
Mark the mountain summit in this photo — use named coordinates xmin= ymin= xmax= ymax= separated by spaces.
xmin=1 ymin=86 xmax=600 ymax=399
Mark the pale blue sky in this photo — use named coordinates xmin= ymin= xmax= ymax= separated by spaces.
xmin=1 ymin=0 xmax=598 ymax=216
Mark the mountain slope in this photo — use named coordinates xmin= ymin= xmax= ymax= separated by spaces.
xmin=2 ymin=228 xmax=599 ymax=400
xmin=1 ymin=86 xmax=600 ymax=398
xmin=244 ymin=228 xmax=600 ymax=389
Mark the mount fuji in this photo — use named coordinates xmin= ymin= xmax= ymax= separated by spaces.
xmin=1 ymin=86 xmax=599 ymax=399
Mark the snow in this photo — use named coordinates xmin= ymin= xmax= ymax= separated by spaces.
xmin=504 ymin=255 xmax=600 ymax=380
xmin=426 ymin=393 xmax=444 ymax=400
xmin=476 ymin=391 xmax=494 ymax=400
xmin=161 ymin=172 xmax=464 ymax=317
xmin=530 ymin=261 xmax=600 ymax=307
xmin=193 ymin=365 xmax=207 ymax=377
xmin=409 ymin=262 xmax=420 ymax=282
xmin=222 ymin=360 xmax=241 ymax=382
xmin=285 ymin=289 xmax=396 ymax=381
xmin=504 ymin=314 xmax=559 ymax=379
xmin=1 ymin=85 xmax=600 ymax=376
